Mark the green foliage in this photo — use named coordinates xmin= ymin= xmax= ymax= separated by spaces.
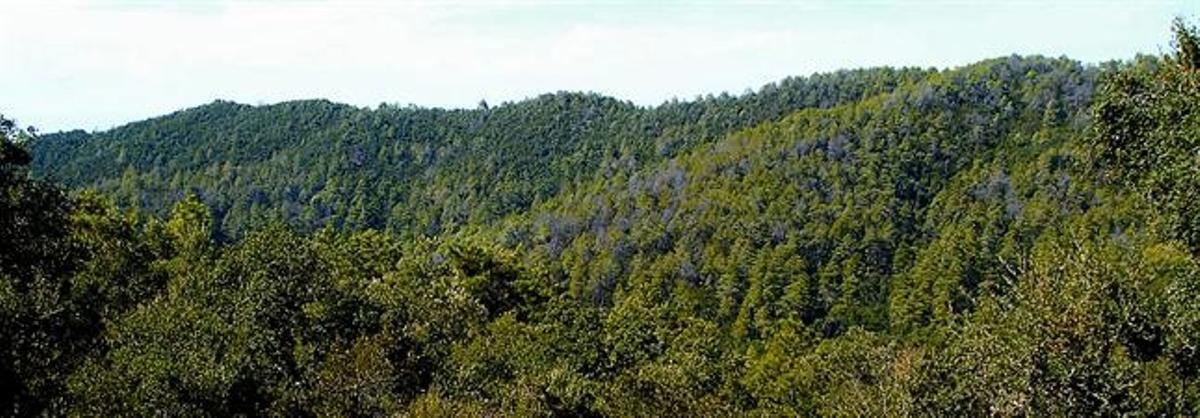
xmin=1090 ymin=20 xmax=1200 ymax=250
xmin=31 ymin=69 xmax=933 ymax=238
xmin=6 ymin=20 xmax=1200 ymax=416
xmin=1 ymin=115 xmax=92 ymax=415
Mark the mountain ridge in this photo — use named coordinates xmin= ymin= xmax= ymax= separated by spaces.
xmin=31 ymin=63 xmax=942 ymax=237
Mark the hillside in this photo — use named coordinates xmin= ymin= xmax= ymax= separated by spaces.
xmin=31 ymin=67 xmax=932 ymax=238
xmin=498 ymin=55 xmax=1097 ymax=329
xmin=4 ymin=21 xmax=1200 ymax=416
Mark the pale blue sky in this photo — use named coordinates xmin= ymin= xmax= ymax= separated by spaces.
xmin=1 ymin=0 xmax=1193 ymax=132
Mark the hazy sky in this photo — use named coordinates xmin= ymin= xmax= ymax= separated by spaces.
xmin=1 ymin=0 xmax=1193 ymax=132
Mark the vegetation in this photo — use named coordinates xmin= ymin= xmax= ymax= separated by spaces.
xmin=31 ymin=68 xmax=931 ymax=238
xmin=3 ymin=20 xmax=1199 ymax=416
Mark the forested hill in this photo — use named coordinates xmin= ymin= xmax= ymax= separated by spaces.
xmin=8 ymin=21 xmax=1200 ymax=415
xmin=495 ymin=55 xmax=1099 ymax=330
xmin=31 ymin=66 xmax=932 ymax=237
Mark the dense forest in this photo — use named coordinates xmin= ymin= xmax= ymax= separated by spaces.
xmin=3 ymin=19 xmax=1200 ymax=416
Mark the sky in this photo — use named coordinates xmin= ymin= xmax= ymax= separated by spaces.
xmin=1 ymin=0 xmax=1194 ymax=132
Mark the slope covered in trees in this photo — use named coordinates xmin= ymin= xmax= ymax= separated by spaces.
xmin=5 ymin=19 xmax=1200 ymax=416
xmin=31 ymin=68 xmax=931 ymax=238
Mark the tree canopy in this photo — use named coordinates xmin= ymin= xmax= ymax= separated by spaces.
xmin=6 ymin=20 xmax=1200 ymax=416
